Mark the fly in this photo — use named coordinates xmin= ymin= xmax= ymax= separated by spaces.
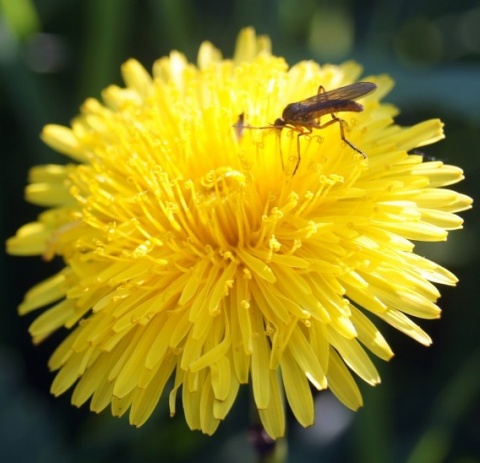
xmin=237 ymin=81 xmax=377 ymax=174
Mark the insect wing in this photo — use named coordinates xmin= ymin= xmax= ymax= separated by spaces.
xmin=300 ymin=82 xmax=377 ymax=108
xmin=322 ymin=81 xmax=376 ymax=101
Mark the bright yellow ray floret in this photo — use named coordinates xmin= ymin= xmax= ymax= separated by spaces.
xmin=6 ymin=27 xmax=472 ymax=438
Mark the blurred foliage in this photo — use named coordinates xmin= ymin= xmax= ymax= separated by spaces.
xmin=1 ymin=0 xmax=479 ymax=462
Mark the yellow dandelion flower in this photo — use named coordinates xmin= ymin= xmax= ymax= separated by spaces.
xmin=7 ymin=28 xmax=472 ymax=439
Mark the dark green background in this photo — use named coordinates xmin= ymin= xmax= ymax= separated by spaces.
xmin=1 ymin=1 xmax=479 ymax=462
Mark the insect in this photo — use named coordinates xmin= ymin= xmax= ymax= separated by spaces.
xmin=237 ymin=81 xmax=377 ymax=174
xmin=411 ymin=150 xmax=438 ymax=163
xmin=233 ymin=112 xmax=245 ymax=140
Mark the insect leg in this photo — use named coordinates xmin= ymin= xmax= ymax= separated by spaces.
xmin=332 ymin=114 xmax=366 ymax=157
xmin=291 ymin=126 xmax=314 ymax=175
xmin=277 ymin=128 xmax=285 ymax=172
xmin=293 ymin=131 xmax=301 ymax=175
xmin=317 ymin=116 xmax=366 ymax=158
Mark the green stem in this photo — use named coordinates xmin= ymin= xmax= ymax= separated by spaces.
xmin=249 ymin=399 xmax=288 ymax=463
xmin=249 ymin=424 xmax=287 ymax=463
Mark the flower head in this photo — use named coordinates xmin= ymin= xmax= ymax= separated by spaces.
xmin=7 ymin=28 xmax=472 ymax=438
